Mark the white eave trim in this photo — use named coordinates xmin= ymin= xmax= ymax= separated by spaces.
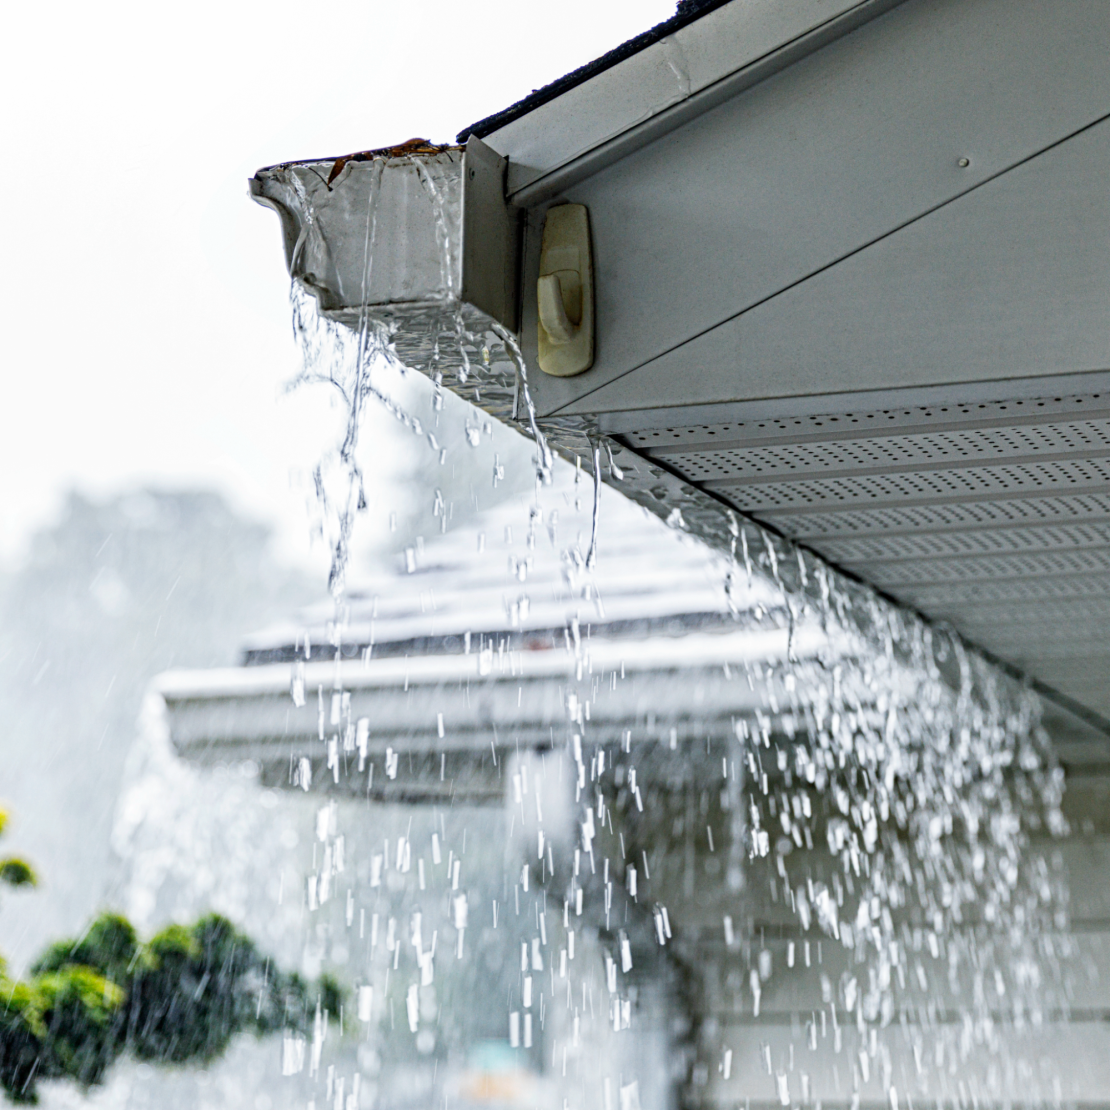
xmin=482 ymin=0 xmax=905 ymax=204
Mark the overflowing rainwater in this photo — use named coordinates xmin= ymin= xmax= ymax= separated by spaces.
xmin=199 ymin=145 xmax=1078 ymax=1110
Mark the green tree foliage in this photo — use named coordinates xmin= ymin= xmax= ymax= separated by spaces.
xmin=0 ymin=812 xmax=339 ymax=1103
xmin=1 ymin=911 xmax=339 ymax=1104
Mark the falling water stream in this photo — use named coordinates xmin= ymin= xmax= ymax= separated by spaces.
xmin=237 ymin=147 xmax=1081 ymax=1110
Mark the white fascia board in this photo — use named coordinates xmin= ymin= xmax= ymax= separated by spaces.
xmin=482 ymin=0 xmax=889 ymax=200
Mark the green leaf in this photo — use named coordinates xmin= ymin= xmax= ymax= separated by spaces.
xmin=318 ymin=972 xmax=344 ymax=1019
xmin=0 ymin=860 xmax=36 ymax=889
xmin=32 ymin=914 xmax=141 ymax=983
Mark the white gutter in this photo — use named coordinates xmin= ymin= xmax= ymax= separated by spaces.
xmin=156 ymin=624 xmax=847 ymax=764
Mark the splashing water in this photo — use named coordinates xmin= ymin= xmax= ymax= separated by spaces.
xmin=252 ymin=148 xmax=1078 ymax=1110
xmin=287 ymin=150 xmax=555 ymax=595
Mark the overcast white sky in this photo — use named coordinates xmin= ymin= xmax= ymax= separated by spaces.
xmin=0 ymin=0 xmax=675 ymax=571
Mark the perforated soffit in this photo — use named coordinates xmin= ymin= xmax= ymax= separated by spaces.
xmin=622 ymin=391 xmax=1110 ymax=735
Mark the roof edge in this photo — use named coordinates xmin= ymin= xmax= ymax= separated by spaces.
xmin=456 ymin=0 xmax=734 ymax=143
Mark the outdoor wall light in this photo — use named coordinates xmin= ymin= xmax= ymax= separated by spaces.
xmin=536 ymin=204 xmax=594 ymax=377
